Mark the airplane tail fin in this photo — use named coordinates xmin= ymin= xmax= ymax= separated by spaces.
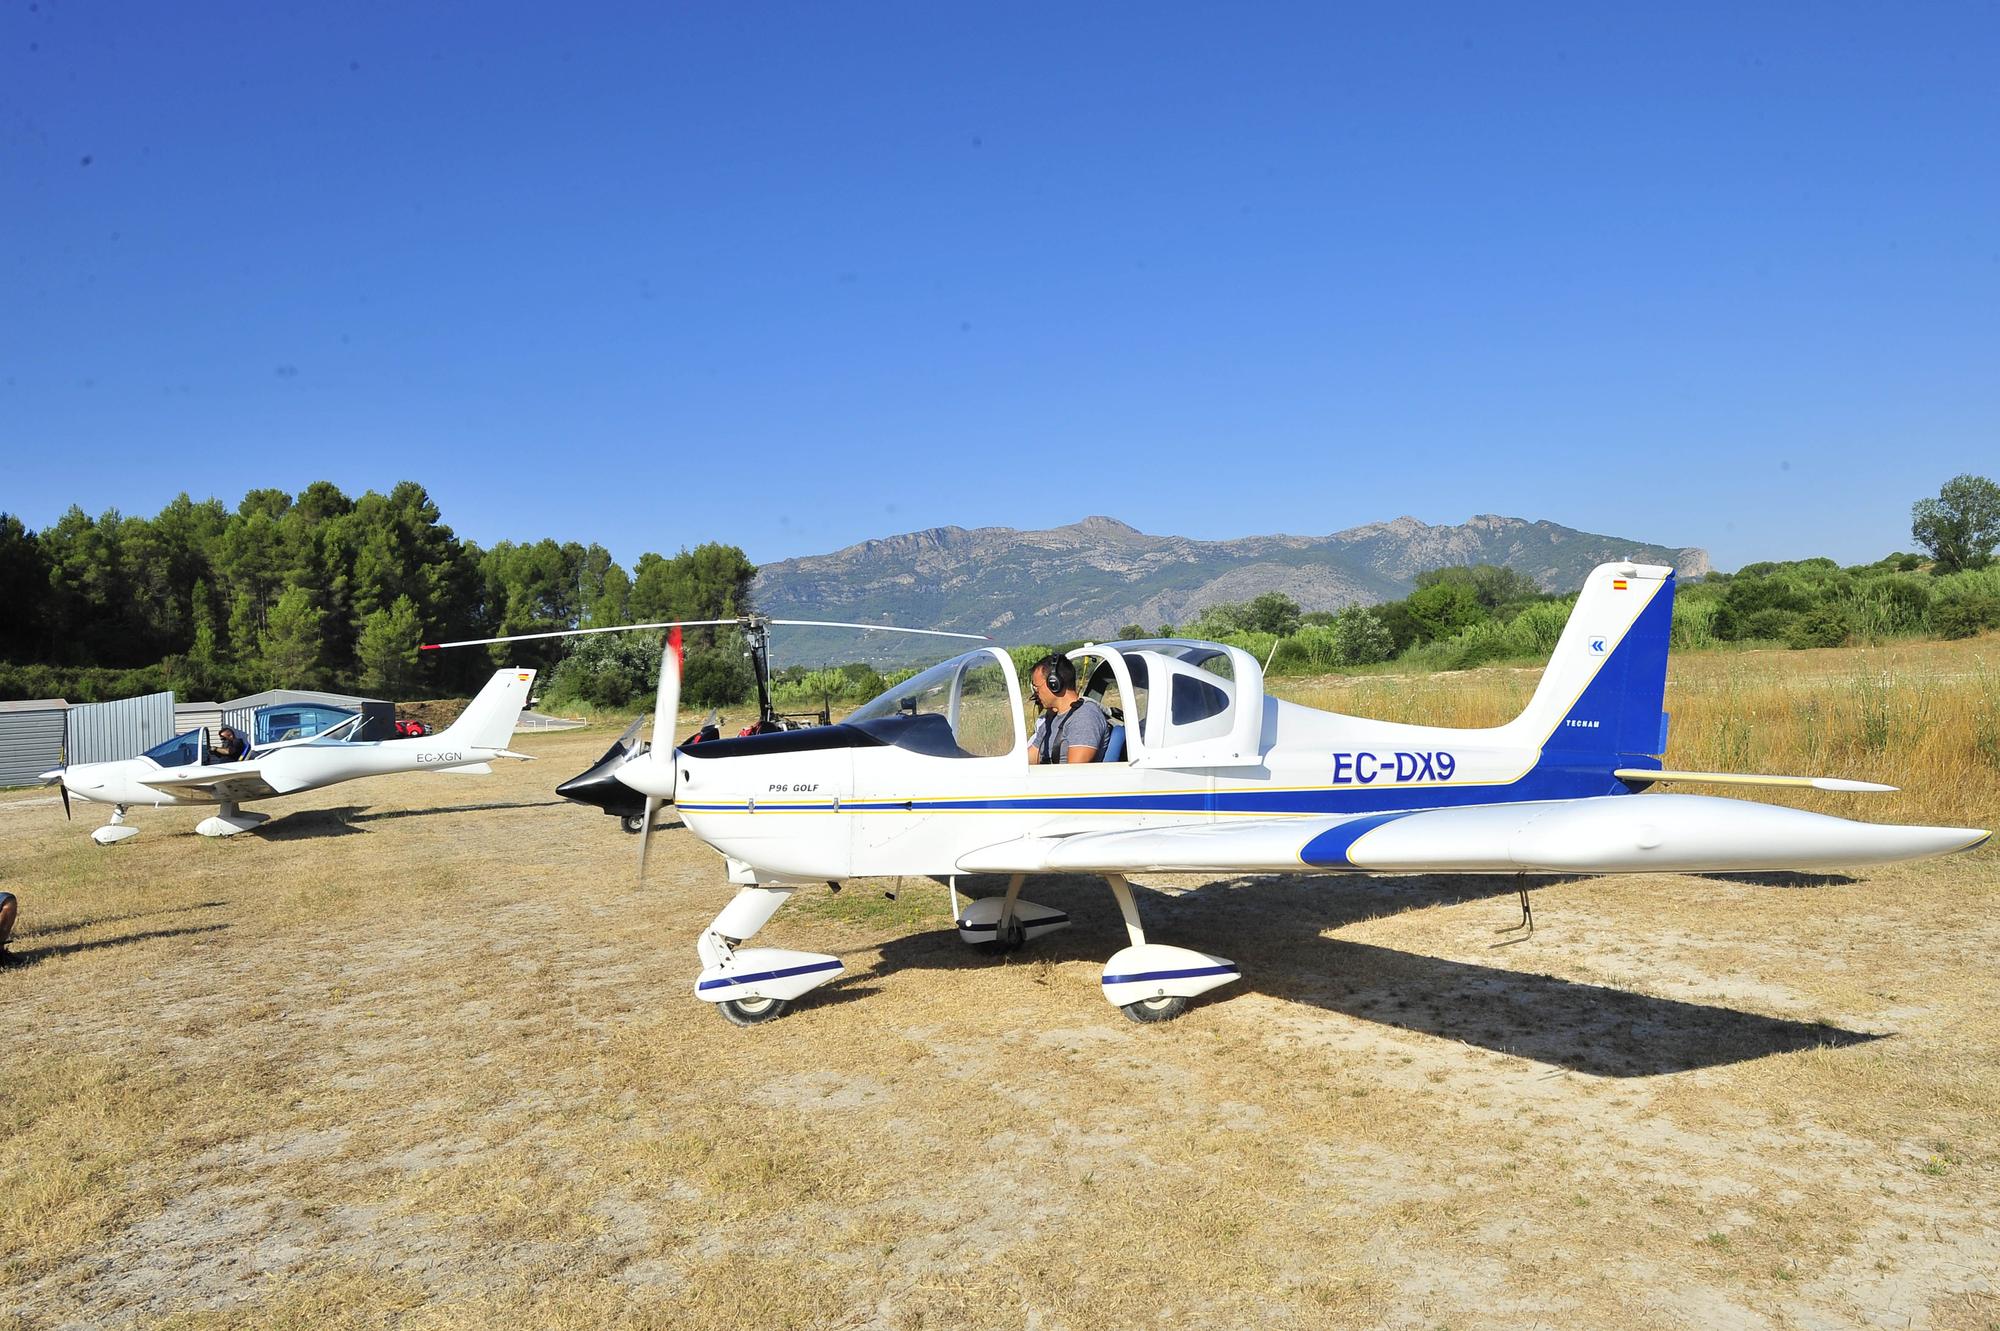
xmin=1500 ymin=562 xmax=1676 ymax=767
xmin=440 ymin=669 xmax=537 ymax=750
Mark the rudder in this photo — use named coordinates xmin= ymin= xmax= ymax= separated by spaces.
xmin=441 ymin=669 xmax=536 ymax=750
xmin=1500 ymin=563 xmax=1675 ymax=766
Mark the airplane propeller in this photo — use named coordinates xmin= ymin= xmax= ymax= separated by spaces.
xmin=636 ymin=626 xmax=682 ymax=882
xmin=39 ymin=768 xmax=69 ymax=820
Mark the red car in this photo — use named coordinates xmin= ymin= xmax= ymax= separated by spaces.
xmin=393 ymin=718 xmax=432 ymax=738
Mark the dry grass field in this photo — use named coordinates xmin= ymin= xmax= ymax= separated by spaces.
xmin=2 ymin=639 xmax=1996 ymax=1330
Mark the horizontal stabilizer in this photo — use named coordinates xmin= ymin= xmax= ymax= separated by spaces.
xmin=1616 ymin=768 xmax=1896 ymax=793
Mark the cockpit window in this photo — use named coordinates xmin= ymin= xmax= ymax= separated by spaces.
xmin=142 ymin=729 xmax=203 ymax=767
xmin=844 ymin=649 xmax=1020 ymax=758
xmin=1171 ymin=672 xmax=1230 ymax=724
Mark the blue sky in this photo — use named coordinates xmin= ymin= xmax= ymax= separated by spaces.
xmin=5 ymin=3 xmax=1996 ymax=574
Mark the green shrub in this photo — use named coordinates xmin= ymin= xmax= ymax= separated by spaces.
xmin=1331 ymin=608 xmax=1396 ymax=666
xmin=771 ymin=669 xmax=851 ymax=710
xmin=1501 ymin=599 xmax=1573 ymax=658
xmin=1850 ymin=575 xmax=1933 ymax=637
xmin=1737 ymin=608 xmax=1800 ymax=641
xmin=1671 ymin=596 xmax=1722 ymax=650
xmin=1932 ymin=591 xmax=2000 ymax=639
xmin=543 ymin=631 xmax=661 ymax=709
xmin=682 ymin=648 xmax=755 ymax=708
xmin=1406 ymin=580 xmax=1487 ymax=643
xmin=1215 ymin=630 xmax=1279 ymax=665
xmin=1786 ymin=603 xmax=1852 ymax=649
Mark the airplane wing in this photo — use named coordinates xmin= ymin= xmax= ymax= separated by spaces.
xmin=133 ymin=765 xmax=281 ymax=803
xmin=955 ymin=794 xmax=1988 ymax=876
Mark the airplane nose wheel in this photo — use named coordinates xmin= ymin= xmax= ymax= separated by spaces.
xmin=716 ymin=995 xmax=792 ymax=1026
xmin=620 ymin=813 xmax=647 ymax=834
xmin=1120 ymin=994 xmax=1190 ymax=1024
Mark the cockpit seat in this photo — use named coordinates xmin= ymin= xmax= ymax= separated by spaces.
xmin=1103 ymin=724 xmax=1126 ymax=763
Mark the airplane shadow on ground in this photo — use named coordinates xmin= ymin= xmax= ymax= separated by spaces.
xmin=1696 ymin=871 xmax=1860 ymax=889
xmin=21 ymin=901 xmax=228 ymax=939
xmin=871 ymin=872 xmax=1881 ymax=1078
xmin=2 ymin=923 xmax=229 ymax=968
xmin=256 ymin=801 xmax=567 ymax=840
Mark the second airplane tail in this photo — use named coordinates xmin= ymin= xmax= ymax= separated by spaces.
xmin=440 ymin=669 xmax=537 ymax=750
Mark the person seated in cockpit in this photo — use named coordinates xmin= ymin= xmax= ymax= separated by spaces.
xmin=1026 ymin=654 xmax=1110 ymax=764
xmin=209 ymin=726 xmax=247 ymax=764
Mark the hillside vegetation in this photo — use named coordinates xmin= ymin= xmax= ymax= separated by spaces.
xmin=764 ymin=554 xmax=2000 ymax=715
xmin=8 ymin=475 xmax=1994 ymax=718
xmin=0 ymin=484 xmax=756 ymax=706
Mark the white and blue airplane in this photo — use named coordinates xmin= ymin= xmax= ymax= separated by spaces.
xmin=447 ymin=565 xmax=1989 ymax=1026
xmin=43 ymin=669 xmax=537 ymax=843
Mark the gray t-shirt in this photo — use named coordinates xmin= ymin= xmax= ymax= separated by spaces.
xmin=1032 ymin=698 xmax=1111 ymax=763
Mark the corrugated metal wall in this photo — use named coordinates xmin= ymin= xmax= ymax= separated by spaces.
xmin=221 ymin=706 xmax=256 ymax=743
xmin=175 ymin=704 xmax=226 ymax=739
xmin=66 ymin=691 xmax=177 ymax=765
xmin=0 ymin=705 xmax=68 ymax=786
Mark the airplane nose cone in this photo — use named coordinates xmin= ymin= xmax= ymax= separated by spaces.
xmin=556 ymin=759 xmax=648 ymax=816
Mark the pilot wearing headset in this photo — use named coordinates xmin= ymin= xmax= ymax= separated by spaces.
xmin=210 ymin=726 xmax=247 ymax=763
xmin=1026 ymin=654 xmax=1110 ymax=764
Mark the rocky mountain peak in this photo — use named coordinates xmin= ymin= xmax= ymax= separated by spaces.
xmin=754 ymin=513 xmax=1709 ymax=664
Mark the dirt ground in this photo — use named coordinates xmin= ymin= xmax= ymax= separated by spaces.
xmin=2 ymin=713 xmax=1996 ymax=1329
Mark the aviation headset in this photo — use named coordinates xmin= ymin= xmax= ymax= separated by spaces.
xmin=1033 ymin=653 xmax=1077 ymax=696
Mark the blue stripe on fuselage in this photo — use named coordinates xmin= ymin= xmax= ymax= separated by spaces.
xmin=1298 ymin=812 xmax=1413 ymax=867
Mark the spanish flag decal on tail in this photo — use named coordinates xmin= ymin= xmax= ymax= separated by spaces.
xmin=1612 ymin=579 xmax=1629 ymax=590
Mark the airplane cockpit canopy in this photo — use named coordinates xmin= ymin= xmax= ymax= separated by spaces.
xmin=842 ymin=648 xmax=1024 ymax=758
xmin=141 ymin=729 xmax=206 ymax=768
xmin=1072 ymin=639 xmax=1266 ymax=767
xmin=828 ymin=640 xmax=1263 ymax=767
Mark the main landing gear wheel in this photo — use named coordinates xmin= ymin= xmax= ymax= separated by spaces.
xmin=1121 ymin=994 xmax=1190 ymax=1024
xmin=620 ymin=813 xmax=647 ymax=834
xmin=716 ymin=995 xmax=792 ymax=1026
xmin=973 ymin=916 xmax=1026 ymax=956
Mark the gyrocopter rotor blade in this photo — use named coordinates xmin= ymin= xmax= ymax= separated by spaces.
xmin=419 ymin=618 xmax=989 ymax=652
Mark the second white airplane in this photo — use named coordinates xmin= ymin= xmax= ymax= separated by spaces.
xmin=43 ymin=668 xmax=537 ymax=844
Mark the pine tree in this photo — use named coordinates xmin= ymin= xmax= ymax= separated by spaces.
xmin=357 ymin=595 xmax=423 ymax=699
xmin=260 ymin=587 xmax=325 ymax=689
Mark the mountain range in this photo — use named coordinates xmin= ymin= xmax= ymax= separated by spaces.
xmin=753 ymin=514 xmax=1710 ymax=664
